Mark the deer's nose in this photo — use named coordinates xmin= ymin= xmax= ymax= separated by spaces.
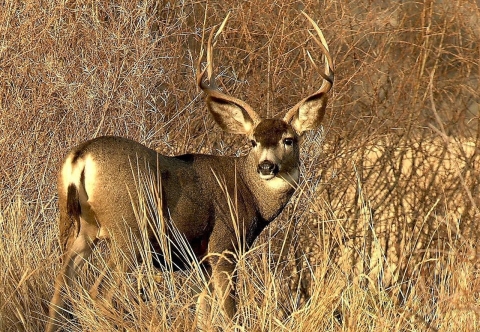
xmin=257 ymin=160 xmax=279 ymax=176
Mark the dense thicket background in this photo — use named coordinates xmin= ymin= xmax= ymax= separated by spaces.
xmin=1 ymin=0 xmax=479 ymax=331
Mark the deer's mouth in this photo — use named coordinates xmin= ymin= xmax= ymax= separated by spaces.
xmin=257 ymin=161 xmax=279 ymax=180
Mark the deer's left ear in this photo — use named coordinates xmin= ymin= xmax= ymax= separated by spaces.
xmin=285 ymin=92 xmax=328 ymax=135
xmin=282 ymin=11 xmax=334 ymax=135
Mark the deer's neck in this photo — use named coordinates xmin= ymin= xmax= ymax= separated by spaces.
xmin=238 ymin=154 xmax=298 ymax=223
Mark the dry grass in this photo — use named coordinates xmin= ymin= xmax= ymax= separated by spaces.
xmin=1 ymin=0 xmax=479 ymax=331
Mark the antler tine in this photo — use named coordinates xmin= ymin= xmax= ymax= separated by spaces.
xmin=197 ymin=13 xmax=261 ymax=123
xmin=302 ymin=11 xmax=334 ymax=86
xmin=196 ymin=17 xmax=222 ymax=91
xmin=284 ymin=12 xmax=334 ymax=123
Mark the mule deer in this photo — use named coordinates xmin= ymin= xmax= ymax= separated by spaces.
xmin=46 ymin=12 xmax=333 ymax=331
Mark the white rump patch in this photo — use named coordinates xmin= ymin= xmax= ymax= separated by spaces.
xmin=60 ymin=153 xmax=96 ymax=203
xmin=82 ymin=155 xmax=96 ymax=202
xmin=60 ymin=154 xmax=81 ymax=194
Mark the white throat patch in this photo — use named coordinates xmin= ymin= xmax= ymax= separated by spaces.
xmin=265 ymin=168 xmax=299 ymax=191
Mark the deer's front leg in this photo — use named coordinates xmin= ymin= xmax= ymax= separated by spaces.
xmin=211 ymin=252 xmax=237 ymax=318
xmin=197 ymin=252 xmax=237 ymax=330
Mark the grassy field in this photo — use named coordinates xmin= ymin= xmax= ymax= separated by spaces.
xmin=1 ymin=0 xmax=479 ymax=331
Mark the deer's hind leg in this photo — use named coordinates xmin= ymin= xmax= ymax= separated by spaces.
xmin=88 ymin=224 xmax=144 ymax=309
xmin=47 ymin=230 xmax=96 ymax=332
xmin=88 ymin=257 xmax=116 ymax=302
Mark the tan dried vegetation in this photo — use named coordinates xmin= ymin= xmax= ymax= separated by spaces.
xmin=1 ymin=0 xmax=479 ymax=331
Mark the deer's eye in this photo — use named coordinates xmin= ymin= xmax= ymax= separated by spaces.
xmin=251 ymin=140 xmax=257 ymax=147
xmin=283 ymin=138 xmax=294 ymax=146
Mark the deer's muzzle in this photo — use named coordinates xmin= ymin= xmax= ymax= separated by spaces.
xmin=257 ymin=160 xmax=279 ymax=178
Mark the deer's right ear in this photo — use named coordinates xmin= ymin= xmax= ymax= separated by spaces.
xmin=197 ymin=15 xmax=261 ymax=136
xmin=206 ymin=96 xmax=255 ymax=135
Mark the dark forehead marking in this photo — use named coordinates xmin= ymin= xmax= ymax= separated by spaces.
xmin=254 ymin=119 xmax=293 ymax=146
